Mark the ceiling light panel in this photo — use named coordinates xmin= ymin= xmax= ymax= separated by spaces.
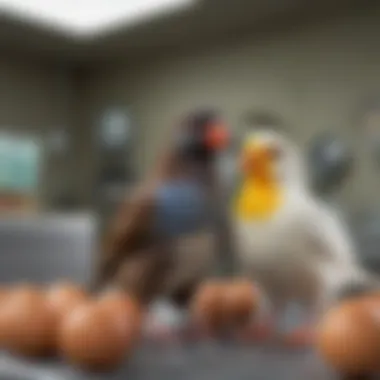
xmin=0 ymin=0 xmax=196 ymax=38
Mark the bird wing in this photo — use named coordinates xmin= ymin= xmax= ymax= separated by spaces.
xmin=94 ymin=183 xmax=157 ymax=290
xmin=298 ymin=197 xmax=372 ymax=306
xmin=93 ymin=145 xmax=180 ymax=291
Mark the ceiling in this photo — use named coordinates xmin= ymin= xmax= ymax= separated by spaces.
xmin=0 ymin=0 xmax=372 ymax=64
xmin=0 ymin=0 xmax=197 ymax=38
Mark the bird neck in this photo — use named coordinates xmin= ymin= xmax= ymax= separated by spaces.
xmin=234 ymin=177 xmax=283 ymax=221
xmin=153 ymin=148 xmax=214 ymax=184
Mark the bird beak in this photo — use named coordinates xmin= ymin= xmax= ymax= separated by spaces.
xmin=240 ymin=142 xmax=271 ymax=179
xmin=204 ymin=123 xmax=230 ymax=151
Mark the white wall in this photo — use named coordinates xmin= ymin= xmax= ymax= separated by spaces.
xmin=79 ymin=3 xmax=380 ymax=211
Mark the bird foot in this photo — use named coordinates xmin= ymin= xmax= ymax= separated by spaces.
xmin=143 ymin=324 xmax=178 ymax=344
xmin=280 ymin=325 xmax=315 ymax=348
xmin=235 ymin=320 xmax=275 ymax=344
xmin=144 ymin=323 xmax=209 ymax=345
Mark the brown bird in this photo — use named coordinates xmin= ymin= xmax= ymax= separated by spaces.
xmin=93 ymin=110 xmax=233 ymax=320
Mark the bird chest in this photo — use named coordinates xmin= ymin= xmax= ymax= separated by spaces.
xmin=153 ymin=180 xmax=211 ymax=238
xmin=234 ymin=179 xmax=283 ymax=221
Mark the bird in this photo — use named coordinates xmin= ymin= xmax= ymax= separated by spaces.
xmin=231 ymin=128 xmax=379 ymax=346
xmin=93 ymin=109 xmax=233 ymax=337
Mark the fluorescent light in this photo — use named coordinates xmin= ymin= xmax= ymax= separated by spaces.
xmin=0 ymin=0 xmax=196 ymax=38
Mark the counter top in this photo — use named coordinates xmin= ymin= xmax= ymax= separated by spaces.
xmin=0 ymin=343 xmax=338 ymax=380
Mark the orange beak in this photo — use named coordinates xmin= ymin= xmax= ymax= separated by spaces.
xmin=240 ymin=143 xmax=272 ymax=179
xmin=204 ymin=124 xmax=230 ymax=151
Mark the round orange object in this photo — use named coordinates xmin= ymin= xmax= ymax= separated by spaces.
xmin=0 ymin=287 xmax=10 ymax=345
xmin=58 ymin=302 xmax=129 ymax=372
xmin=191 ymin=279 xmax=228 ymax=333
xmin=316 ymin=299 xmax=380 ymax=375
xmin=359 ymin=292 xmax=380 ymax=306
xmin=46 ymin=281 xmax=89 ymax=320
xmin=0 ymin=285 xmax=56 ymax=357
xmin=98 ymin=290 xmax=143 ymax=345
xmin=0 ymin=287 xmax=8 ymax=301
xmin=224 ymin=279 xmax=259 ymax=327
xmin=46 ymin=282 xmax=89 ymax=348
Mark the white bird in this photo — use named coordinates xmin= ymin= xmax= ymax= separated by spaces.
xmin=231 ymin=129 xmax=378 ymax=344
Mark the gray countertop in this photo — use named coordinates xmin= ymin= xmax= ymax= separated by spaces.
xmin=0 ymin=343 xmax=337 ymax=380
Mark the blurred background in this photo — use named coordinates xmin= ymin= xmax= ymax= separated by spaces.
xmin=0 ymin=0 xmax=380 ymax=282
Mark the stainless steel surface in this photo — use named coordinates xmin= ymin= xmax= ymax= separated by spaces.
xmin=0 ymin=213 xmax=97 ymax=286
xmin=0 ymin=345 xmax=336 ymax=380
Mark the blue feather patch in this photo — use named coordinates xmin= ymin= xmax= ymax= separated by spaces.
xmin=153 ymin=180 xmax=209 ymax=238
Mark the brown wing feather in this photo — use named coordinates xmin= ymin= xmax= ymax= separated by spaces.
xmin=93 ymin=184 xmax=157 ymax=290
xmin=114 ymin=244 xmax=173 ymax=304
xmin=93 ymin=144 xmax=181 ymax=291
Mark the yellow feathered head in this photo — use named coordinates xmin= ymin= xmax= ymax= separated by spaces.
xmin=234 ymin=129 xmax=308 ymax=220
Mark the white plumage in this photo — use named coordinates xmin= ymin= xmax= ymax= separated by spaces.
xmin=232 ymin=130 xmax=374 ymax=321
